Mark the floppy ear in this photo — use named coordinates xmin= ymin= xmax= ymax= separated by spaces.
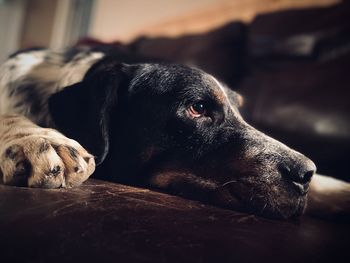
xmin=221 ymin=83 xmax=244 ymax=108
xmin=48 ymin=60 xmax=134 ymax=165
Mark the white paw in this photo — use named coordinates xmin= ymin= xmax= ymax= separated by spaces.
xmin=0 ymin=130 xmax=95 ymax=188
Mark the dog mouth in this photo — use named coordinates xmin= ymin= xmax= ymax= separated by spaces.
xmin=217 ymin=177 xmax=309 ymax=219
xmin=149 ymin=168 xmax=309 ymax=219
xmin=289 ymin=181 xmax=310 ymax=196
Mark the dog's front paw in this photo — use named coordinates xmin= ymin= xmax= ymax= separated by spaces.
xmin=0 ymin=129 xmax=95 ymax=188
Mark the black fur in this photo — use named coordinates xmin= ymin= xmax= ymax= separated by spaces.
xmin=38 ymin=141 xmax=50 ymax=154
xmin=48 ymin=57 xmax=316 ymax=219
xmin=5 ymin=145 xmax=19 ymax=160
xmin=67 ymin=146 xmax=79 ymax=159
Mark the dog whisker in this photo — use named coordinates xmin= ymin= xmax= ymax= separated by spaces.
xmin=221 ymin=180 xmax=237 ymax=187
xmin=261 ymin=203 xmax=268 ymax=214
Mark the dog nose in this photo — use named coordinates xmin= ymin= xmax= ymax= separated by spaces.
xmin=279 ymin=158 xmax=316 ymax=193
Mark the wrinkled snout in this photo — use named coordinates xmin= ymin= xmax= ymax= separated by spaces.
xmin=222 ymin=122 xmax=317 ymax=218
xmin=241 ymin=123 xmax=317 ymax=187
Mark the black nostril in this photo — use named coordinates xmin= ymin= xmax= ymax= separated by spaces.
xmin=301 ymin=170 xmax=314 ymax=184
xmin=279 ymin=162 xmax=315 ymax=185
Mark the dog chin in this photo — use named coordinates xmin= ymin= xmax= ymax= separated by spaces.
xmin=220 ymin=184 xmax=308 ymax=219
xmin=149 ymin=172 xmax=308 ymax=219
xmin=254 ymin=196 xmax=307 ymax=219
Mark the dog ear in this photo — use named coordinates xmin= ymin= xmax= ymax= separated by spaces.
xmin=48 ymin=60 xmax=134 ymax=165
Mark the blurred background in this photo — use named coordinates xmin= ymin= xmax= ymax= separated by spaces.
xmin=0 ymin=0 xmax=349 ymax=180
xmin=0 ymin=0 xmax=340 ymax=60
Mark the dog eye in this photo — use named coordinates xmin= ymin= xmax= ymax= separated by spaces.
xmin=189 ymin=102 xmax=206 ymax=117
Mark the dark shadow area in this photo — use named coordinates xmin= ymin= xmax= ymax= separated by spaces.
xmin=1 ymin=179 xmax=349 ymax=263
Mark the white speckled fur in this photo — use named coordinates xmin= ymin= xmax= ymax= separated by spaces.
xmin=0 ymin=48 xmax=102 ymax=188
xmin=0 ymin=49 xmax=104 ymax=126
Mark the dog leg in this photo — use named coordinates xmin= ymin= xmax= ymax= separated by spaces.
xmin=306 ymin=173 xmax=350 ymax=218
xmin=0 ymin=114 xmax=95 ymax=188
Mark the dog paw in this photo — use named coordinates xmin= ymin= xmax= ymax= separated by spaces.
xmin=0 ymin=130 xmax=95 ymax=188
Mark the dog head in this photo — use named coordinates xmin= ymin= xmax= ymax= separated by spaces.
xmin=49 ymin=58 xmax=316 ymax=219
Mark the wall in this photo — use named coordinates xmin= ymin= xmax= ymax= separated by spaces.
xmin=89 ymin=0 xmax=238 ymax=42
xmin=0 ymin=0 xmax=26 ymax=61
xmin=89 ymin=0 xmax=339 ymax=43
xmin=21 ymin=0 xmax=58 ymax=48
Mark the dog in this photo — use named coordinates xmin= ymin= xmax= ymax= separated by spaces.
xmin=0 ymin=47 xmax=349 ymax=219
